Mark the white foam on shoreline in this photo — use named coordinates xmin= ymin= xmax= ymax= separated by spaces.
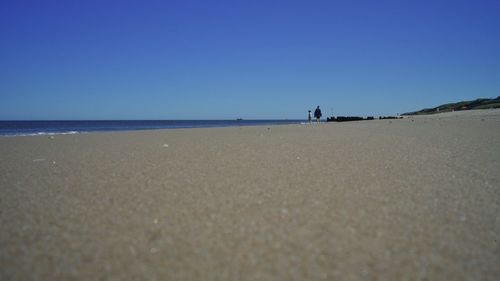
xmin=0 ymin=131 xmax=82 ymax=137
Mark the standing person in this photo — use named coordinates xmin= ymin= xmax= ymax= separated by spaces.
xmin=314 ymin=106 xmax=322 ymax=123
xmin=308 ymin=110 xmax=312 ymax=123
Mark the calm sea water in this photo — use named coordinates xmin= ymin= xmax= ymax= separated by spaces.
xmin=0 ymin=120 xmax=302 ymax=136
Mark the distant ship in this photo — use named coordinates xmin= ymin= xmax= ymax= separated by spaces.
xmin=236 ymin=118 xmax=243 ymax=121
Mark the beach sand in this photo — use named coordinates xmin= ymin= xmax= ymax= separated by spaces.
xmin=1 ymin=109 xmax=499 ymax=280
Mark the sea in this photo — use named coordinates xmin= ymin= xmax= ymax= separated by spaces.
xmin=0 ymin=120 xmax=303 ymax=137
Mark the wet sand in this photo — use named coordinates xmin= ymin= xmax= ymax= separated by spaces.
xmin=1 ymin=109 xmax=499 ymax=280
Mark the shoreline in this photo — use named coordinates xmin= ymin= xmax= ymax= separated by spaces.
xmin=0 ymin=119 xmax=304 ymax=138
xmin=4 ymin=107 xmax=500 ymax=138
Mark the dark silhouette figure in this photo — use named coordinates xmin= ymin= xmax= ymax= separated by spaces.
xmin=308 ymin=110 xmax=312 ymax=123
xmin=314 ymin=106 xmax=322 ymax=123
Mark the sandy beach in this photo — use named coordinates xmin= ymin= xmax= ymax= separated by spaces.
xmin=1 ymin=109 xmax=499 ymax=280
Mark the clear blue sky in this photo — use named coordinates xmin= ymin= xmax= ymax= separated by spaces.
xmin=1 ymin=0 xmax=499 ymax=120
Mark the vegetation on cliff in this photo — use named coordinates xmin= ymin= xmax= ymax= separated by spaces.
xmin=402 ymin=97 xmax=500 ymax=115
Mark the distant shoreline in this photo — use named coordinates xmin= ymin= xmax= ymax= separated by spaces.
xmin=0 ymin=119 xmax=303 ymax=137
